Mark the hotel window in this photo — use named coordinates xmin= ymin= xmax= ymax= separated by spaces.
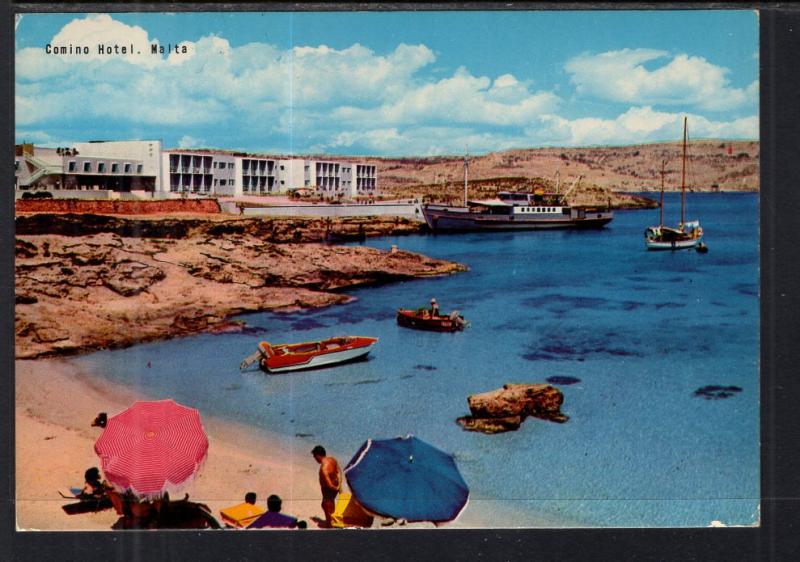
xmin=83 ymin=162 xmax=92 ymax=172
xmin=220 ymin=179 xmax=226 ymax=186
xmin=124 ymin=163 xmax=131 ymax=173
xmin=228 ymin=163 xmax=234 ymax=169
xmin=136 ymin=164 xmax=143 ymax=173
xmin=68 ymin=161 xmax=77 ymax=172
xmin=213 ymin=179 xmax=218 ymax=186
xmin=98 ymin=163 xmax=106 ymax=173
xmin=111 ymin=163 xmax=119 ymax=173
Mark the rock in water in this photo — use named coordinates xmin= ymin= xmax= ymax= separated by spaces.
xmin=457 ymin=383 xmax=568 ymax=434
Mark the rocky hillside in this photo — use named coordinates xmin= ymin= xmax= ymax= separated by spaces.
xmin=364 ymin=140 xmax=758 ymax=199
xmin=15 ymin=215 xmax=463 ymax=358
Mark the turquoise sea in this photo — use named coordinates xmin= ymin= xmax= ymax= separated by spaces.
xmin=71 ymin=192 xmax=759 ymax=527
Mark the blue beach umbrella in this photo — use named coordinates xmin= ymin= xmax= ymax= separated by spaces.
xmin=344 ymin=435 xmax=469 ymax=524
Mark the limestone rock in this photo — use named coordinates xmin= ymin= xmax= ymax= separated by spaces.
xmin=457 ymin=383 xmax=568 ymax=434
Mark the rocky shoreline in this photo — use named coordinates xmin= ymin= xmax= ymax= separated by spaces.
xmin=15 ymin=214 xmax=466 ymax=359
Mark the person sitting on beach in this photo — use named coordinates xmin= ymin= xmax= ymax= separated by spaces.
xmin=312 ymin=445 xmax=342 ymax=528
xmin=248 ymin=495 xmax=306 ymax=529
xmin=91 ymin=412 xmax=107 ymax=428
xmin=219 ymin=491 xmax=266 ymax=528
xmin=78 ymin=467 xmax=110 ymax=500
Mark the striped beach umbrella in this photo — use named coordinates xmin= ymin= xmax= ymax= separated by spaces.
xmin=344 ymin=435 xmax=469 ymax=524
xmin=94 ymin=399 xmax=209 ymax=500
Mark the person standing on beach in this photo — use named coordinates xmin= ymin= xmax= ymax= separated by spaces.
xmin=312 ymin=445 xmax=341 ymax=527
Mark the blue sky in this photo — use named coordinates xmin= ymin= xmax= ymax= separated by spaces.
xmin=15 ymin=10 xmax=759 ymax=156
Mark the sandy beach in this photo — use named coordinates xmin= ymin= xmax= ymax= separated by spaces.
xmin=15 ymin=358 xmax=495 ymax=531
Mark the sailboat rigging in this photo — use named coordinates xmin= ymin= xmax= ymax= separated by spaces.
xmin=644 ymin=117 xmax=704 ymax=250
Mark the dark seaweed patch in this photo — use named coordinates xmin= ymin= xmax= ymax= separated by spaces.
xmin=693 ymin=385 xmax=743 ymax=400
xmin=223 ymin=384 xmax=242 ymax=391
xmin=732 ymin=283 xmax=758 ymax=297
xmin=290 ymin=318 xmax=328 ymax=331
xmin=399 ymin=374 xmax=415 ymax=380
xmin=295 ymin=433 xmax=314 ymax=438
xmin=626 ymin=275 xmax=650 ymax=282
xmin=239 ymin=325 xmax=269 ymax=335
xmin=414 ymin=364 xmax=437 ymax=371
xmin=655 ymin=302 xmax=685 ymax=310
xmin=711 ymin=301 xmax=729 ymax=308
xmin=524 ymin=294 xmax=647 ymax=315
xmin=546 ymin=376 xmax=581 ymax=385
xmin=522 ymin=334 xmax=643 ymax=362
xmin=352 ymin=378 xmax=383 ymax=385
xmin=325 ymin=378 xmax=384 ymax=387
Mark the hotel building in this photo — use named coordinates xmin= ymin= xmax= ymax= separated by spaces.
xmin=16 ymin=140 xmax=378 ymax=199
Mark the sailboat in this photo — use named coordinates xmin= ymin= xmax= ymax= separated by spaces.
xmin=644 ymin=117 xmax=704 ymax=250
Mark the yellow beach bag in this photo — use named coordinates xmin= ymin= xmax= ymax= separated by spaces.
xmin=220 ymin=502 xmax=266 ymax=528
xmin=330 ymin=493 xmax=374 ymax=528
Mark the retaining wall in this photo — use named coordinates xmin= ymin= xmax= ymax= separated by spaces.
xmin=15 ymin=198 xmax=221 ymax=215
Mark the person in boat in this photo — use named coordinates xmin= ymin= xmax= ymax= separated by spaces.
xmin=430 ymin=298 xmax=439 ymax=318
xmin=78 ymin=467 xmax=111 ymax=500
xmin=312 ymin=445 xmax=342 ymax=528
xmin=249 ymin=494 xmax=307 ymax=529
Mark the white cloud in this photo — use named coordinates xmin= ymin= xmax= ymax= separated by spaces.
xmin=565 ymin=48 xmax=758 ymax=111
xmin=178 ymin=135 xmax=204 ymax=148
xmin=15 ymin=15 xmax=759 ymax=156
xmin=332 ymin=67 xmax=560 ymax=128
xmin=14 ymin=129 xmax=74 ymax=147
xmin=533 ymin=106 xmax=758 ymax=147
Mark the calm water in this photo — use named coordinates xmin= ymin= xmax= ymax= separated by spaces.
xmin=72 ymin=193 xmax=759 ymax=527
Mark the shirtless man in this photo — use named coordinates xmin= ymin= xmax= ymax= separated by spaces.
xmin=312 ymin=445 xmax=341 ymax=527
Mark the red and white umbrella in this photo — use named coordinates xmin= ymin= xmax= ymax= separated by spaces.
xmin=94 ymin=399 xmax=209 ymax=500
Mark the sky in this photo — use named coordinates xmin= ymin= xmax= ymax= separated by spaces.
xmin=15 ymin=10 xmax=759 ymax=156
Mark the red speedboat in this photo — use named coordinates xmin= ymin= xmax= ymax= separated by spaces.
xmin=396 ymin=309 xmax=468 ymax=332
xmin=250 ymin=336 xmax=378 ymax=373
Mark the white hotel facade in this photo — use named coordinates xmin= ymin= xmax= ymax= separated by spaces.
xmin=16 ymin=140 xmax=378 ymax=199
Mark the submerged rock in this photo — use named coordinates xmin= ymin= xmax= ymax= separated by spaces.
xmin=693 ymin=385 xmax=743 ymax=400
xmin=457 ymin=383 xmax=568 ymax=434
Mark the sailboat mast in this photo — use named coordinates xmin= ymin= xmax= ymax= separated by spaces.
xmin=660 ymin=160 xmax=665 ymax=228
xmin=463 ymin=153 xmax=469 ymax=207
xmin=681 ymin=116 xmax=687 ymax=227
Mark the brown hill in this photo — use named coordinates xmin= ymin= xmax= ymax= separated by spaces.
xmin=364 ymin=141 xmax=758 ymax=200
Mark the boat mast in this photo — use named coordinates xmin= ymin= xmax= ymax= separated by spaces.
xmin=660 ymin=160 xmax=665 ymax=228
xmin=681 ymin=116 xmax=687 ymax=227
xmin=463 ymin=152 xmax=469 ymax=207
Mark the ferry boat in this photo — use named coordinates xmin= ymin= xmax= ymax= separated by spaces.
xmin=240 ymin=336 xmax=378 ymax=373
xmin=422 ymin=191 xmax=613 ymax=232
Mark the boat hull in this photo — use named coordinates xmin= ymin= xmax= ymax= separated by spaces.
xmin=645 ymin=236 xmax=704 ymax=251
xmin=422 ymin=206 xmax=613 ymax=232
xmin=644 ymin=224 xmax=703 ymax=251
xmin=396 ymin=309 xmax=466 ymax=332
xmin=260 ymin=337 xmax=377 ymax=373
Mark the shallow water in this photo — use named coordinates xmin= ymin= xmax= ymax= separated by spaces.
xmin=71 ymin=192 xmax=759 ymax=527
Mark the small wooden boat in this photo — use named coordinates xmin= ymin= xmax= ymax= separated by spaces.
xmin=396 ymin=308 xmax=468 ymax=332
xmin=240 ymin=336 xmax=378 ymax=373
